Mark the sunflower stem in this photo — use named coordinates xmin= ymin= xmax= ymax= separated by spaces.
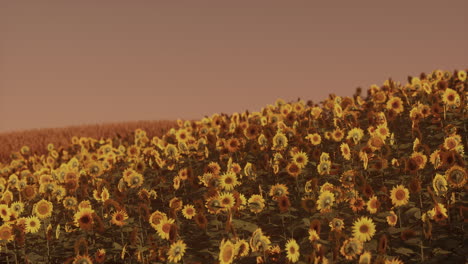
xmin=398 ymin=207 xmax=402 ymax=229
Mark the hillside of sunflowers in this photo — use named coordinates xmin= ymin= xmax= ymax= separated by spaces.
xmin=0 ymin=69 xmax=467 ymax=264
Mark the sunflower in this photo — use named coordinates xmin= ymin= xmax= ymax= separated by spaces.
xmin=301 ymin=195 xmax=316 ymax=213
xmin=156 ymin=216 xmax=175 ymax=240
xmin=386 ymin=211 xmax=398 ymax=226
xmin=432 ymin=174 xmax=448 ymax=196
xmin=442 ymin=88 xmax=460 ymax=107
xmin=316 ymin=190 xmax=335 ymax=213
xmin=308 ymin=228 xmax=320 ymax=242
xmin=182 ymin=204 xmax=196 ymax=219
xmin=340 ymin=143 xmax=351 ymax=160
xmin=366 ymin=196 xmax=380 ymax=214
xmin=220 ymin=172 xmax=239 ymax=191
xmin=34 ymin=199 xmax=53 ymax=219
xmin=306 ymin=133 xmax=321 ymax=145
xmin=175 ymin=129 xmax=189 ymax=143
xmin=219 ymin=239 xmax=235 ymax=264
xmin=329 ymin=218 xmax=345 ymax=232
xmin=95 ymin=249 xmax=106 ymax=263
xmin=269 ymin=183 xmax=289 ymax=200
xmin=457 ymin=69 xmax=467 ymax=81
xmin=340 ymin=238 xmax=363 ymax=260
xmin=291 ymin=151 xmax=308 ymax=169
xmin=219 ymin=192 xmax=235 ymax=210
xmin=167 ymin=240 xmax=187 ymax=263
xmin=431 ymin=203 xmax=448 ymax=223
xmin=111 ymin=210 xmax=128 ymax=227
xmin=317 ymin=161 xmax=331 ymax=175
xmin=235 ymin=239 xmax=250 ymax=257
xmin=279 ymin=238 xmax=298 ymax=263
xmin=352 ymin=216 xmax=376 ymax=242
xmin=410 ymin=152 xmax=427 ymax=170
xmin=63 ymin=196 xmax=78 ymax=210
xmin=272 ymin=132 xmax=288 ymax=150
xmin=74 ymin=208 xmax=95 ymax=231
xmin=277 ymin=195 xmax=291 ymax=213
xmin=331 ymin=128 xmax=345 ymax=142
xmin=225 ymin=137 xmax=241 ymax=153
xmin=126 ymin=172 xmax=144 ymax=189
xmin=72 ymin=255 xmax=93 ymax=264
xmin=0 ymin=224 xmax=14 ymax=242
xmin=206 ymin=196 xmax=223 ymax=214
xmin=0 ymin=204 xmax=10 ymax=221
xmin=25 ymin=216 xmax=41 ymax=233
xmin=347 ymin=128 xmax=364 ymax=145
xmin=386 ymin=96 xmax=404 ymax=114
xmin=286 ymin=162 xmax=301 ymax=178
xmin=359 ymin=251 xmax=372 ymax=264
xmin=390 ymin=185 xmax=410 ymax=207
xmin=443 ymin=136 xmax=458 ymax=150
xmin=248 ymin=194 xmax=265 ymax=214
xmin=445 ymin=165 xmax=466 ymax=188
xmin=385 ymin=257 xmax=404 ymax=264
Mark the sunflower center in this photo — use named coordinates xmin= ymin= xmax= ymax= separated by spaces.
xmin=37 ymin=204 xmax=49 ymax=215
xmin=359 ymin=224 xmax=369 ymax=233
xmin=289 ymin=246 xmax=295 ymax=254
xmin=222 ymin=245 xmax=233 ymax=262
xmin=162 ymin=223 xmax=171 ymax=233
xmin=395 ymin=189 xmax=406 ymax=200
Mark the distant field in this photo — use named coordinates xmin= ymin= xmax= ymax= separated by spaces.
xmin=0 ymin=120 xmax=178 ymax=163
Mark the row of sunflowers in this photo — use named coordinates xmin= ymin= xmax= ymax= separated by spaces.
xmin=0 ymin=69 xmax=467 ymax=263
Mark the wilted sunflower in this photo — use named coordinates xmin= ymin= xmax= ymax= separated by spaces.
xmin=206 ymin=196 xmax=223 ymax=214
xmin=272 ymin=132 xmax=288 ymax=150
xmin=111 ymin=210 xmax=128 ymax=227
xmin=352 ymin=216 xmax=376 ymax=242
xmin=316 ymin=190 xmax=335 ymax=213
xmin=432 ymin=174 xmax=448 ymax=196
xmin=182 ymin=204 xmax=196 ymax=219
xmin=329 ymin=218 xmax=345 ymax=232
xmin=340 ymin=238 xmax=363 ymax=260
xmin=25 ymin=216 xmax=41 ymax=233
xmin=74 ymin=208 xmax=94 ymax=231
xmin=167 ymin=240 xmax=187 ymax=263
xmin=269 ymin=183 xmax=289 ymax=200
xmin=219 ymin=239 xmax=235 ymax=264
xmin=34 ymin=199 xmax=53 ymax=219
xmin=285 ymin=238 xmax=300 ymax=263
xmin=220 ymin=172 xmax=239 ymax=191
xmin=277 ymin=195 xmax=291 ymax=213
xmin=317 ymin=161 xmax=331 ymax=175
xmin=390 ymin=185 xmax=409 ymax=207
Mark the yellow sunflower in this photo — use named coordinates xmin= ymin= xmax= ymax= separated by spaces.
xmin=25 ymin=216 xmax=41 ymax=234
xmin=385 ymin=257 xmax=404 ymax=264
xmin=219 ymin=239 xmax=235 ymax=264
xmin=285 ymin=238 xmax=300 ymax=263
xmin=111 ymin=210 xmax=128 ymax=227
xmin=0 ymin=204 xmax=10 ymax=221
xmin=34 ymin=199 xmax=53 ymax=219
xmin=167 ymin=240 xmax=187 ymax=263
xmin=72 ymin=255 xmax=93 ymax=264
xmin=457 ymin=70 xmax=466 ymax=81
xmin=352 ymin=216 xmax=376 ymax=242
xmin=340 ymin=143 xmax=351 ymax=160
xmin=329 ymin=218 xmax=345 ymax=232
xmin=220 ymin=172 xmax=239 ymax=191
xmin=386 ymin=96 xmax=404 ymax=114
xmin=74 ymin=208 xmax=95 ymax=231
xmin=386 ymin=211 xmax=398 ymax=226
xmin=306 ymin=133 xmax=322 ymax=145
xmin=390 ymin=185 xmax=410 ymax=207
xmin=219 ymin=192 xmax=236 ymax=210
xmin=272 ymin=132 xmax=288 ymax=150
xmin=126 ymin=172 xmax=144 ymax=189
xmin=331 ymin=128 xmax=345 ymax=142
xmin=63 ymin=196 xmax=78 ymax=210
xmin=0 ymin=224 xmax=14 ymax=242
xmin=156 ymin=216 xmax=175 ymax=240
xmin=442 ymin=88 xmax=460 ymax=107
xmin=182 ymin=204 xmax=196 ymax=219
xmin=340 ymin=238 xmax=363 ymax=260
xmin=316 ymin=190 xmax=335 ymax=213
xmin=248 ymin=194 xmax=265 ymax=214
xmin=347 ymin=128 xmax=364 ymax=145
xmin=291 ymin=151 xmax=309 ymax=169
xmin=269 ymin=183 xmax=289 ymax=200
xmin=286 ymin=162 xmax=301 ymax=178
xmin=366 ymin=196 xmax=380 ymax=214
xmin=432 ymin=174 xmax=448 ymax=196
xmin=445 ymin=165 xmax=466 ymax=188
xmin=234 ymin=239 xmax=250 ymax=257
xmin=359 ymin=251 xmax=372 ymax=264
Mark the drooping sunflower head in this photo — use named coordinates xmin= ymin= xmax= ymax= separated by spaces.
xmin=269 ymin=183 xmax=289 ymax=200
xmin=445 ymin=165 xmax=466 ymax=188
xmin=340 ymin=238 xmax=363 ymax=260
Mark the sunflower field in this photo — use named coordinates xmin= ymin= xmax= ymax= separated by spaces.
xmin=0 ymin=69 xmax=467 ymax=264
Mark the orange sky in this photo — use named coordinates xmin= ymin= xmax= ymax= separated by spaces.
xmin=1 ymin=0 xmax=467 ymax=132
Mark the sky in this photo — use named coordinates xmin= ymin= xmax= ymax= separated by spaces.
xmin=1 ymin=0 xmax=467 ymax=132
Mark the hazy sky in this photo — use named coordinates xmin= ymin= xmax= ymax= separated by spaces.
xmin=1 ymin=0 xmax=467 ymax=132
